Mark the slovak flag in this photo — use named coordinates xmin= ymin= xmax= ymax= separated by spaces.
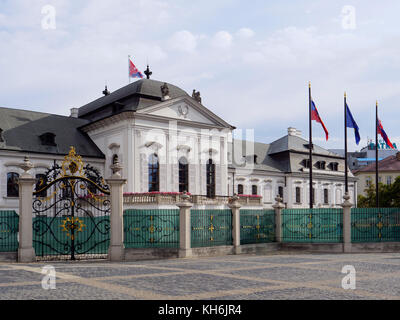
xmin=377 ymin=119 xmax=395 ymax=149
xmin=311 ymin=100 xmax=329 ymax=141
xmin=129 ymin=57 xmax=143 ymax=79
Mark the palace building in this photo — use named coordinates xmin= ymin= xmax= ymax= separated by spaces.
xmin=0 ymin=78 xmax=357 ymax=211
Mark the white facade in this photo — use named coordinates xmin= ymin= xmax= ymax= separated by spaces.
xmin=228 ymin=172 xmax=356 ymax=209
xmin=80 ymin=96 xmax=232 ymax=196
xmin=0 ymin=82 xmax=358 ymax=210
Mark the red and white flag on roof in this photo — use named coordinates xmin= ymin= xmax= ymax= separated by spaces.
xmin=129 ymin=56 xmax=143 ymax=79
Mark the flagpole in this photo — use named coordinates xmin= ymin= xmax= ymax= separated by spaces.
xmin=309 ymin=82 xmax=313 ymax=209
xmin=375 ymin=100 xmax=379 ymax=208
xmin=344 ymin=92 xmax=348 ymax=194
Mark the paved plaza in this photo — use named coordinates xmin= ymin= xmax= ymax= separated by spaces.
xmin=1 ymin=252 xmax=400 ymax=300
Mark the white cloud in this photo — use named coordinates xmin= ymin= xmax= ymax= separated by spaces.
xmin=236 ymin=27 xmax=255 ymax=39
xmin=2 ymin=1 xmax=400 ymax=150
xmin=212 ymin=31 xmax=233 ymax=48
xmin=168 ymin=30 xmax=197 ymax=53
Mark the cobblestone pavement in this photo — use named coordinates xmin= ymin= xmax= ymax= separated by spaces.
xmin=1 ymin=252 xmax=400 ymax=300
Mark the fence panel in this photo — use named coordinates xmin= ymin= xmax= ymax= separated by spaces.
xmin=351 ymin=208 xmax=400 ymax=242
xmin=240 ymin=209 xmax=275 ymax=244
xmin=191 ymin=209 xmax=232 ymax=247
xmin=282 ymin=208 xmax=343 ymax=243
xmin=33 ymin=215 xmax=110 ymax=257
xmin=124 ymin=209 xmax=180 ymax=248
xmin=0 ymin=211 xmax=19 ymax=252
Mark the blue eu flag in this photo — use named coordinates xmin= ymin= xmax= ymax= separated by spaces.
xmin=346 ymin=103 xmax=361 ymax=145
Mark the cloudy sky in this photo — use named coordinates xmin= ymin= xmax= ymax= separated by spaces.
xmin=1 ymin=0 xmax=400 ymax=151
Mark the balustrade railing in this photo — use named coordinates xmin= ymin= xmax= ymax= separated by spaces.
xmin=122 ymin=193 xmax=262 ymax=205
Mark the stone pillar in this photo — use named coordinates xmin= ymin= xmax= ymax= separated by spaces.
xmin=106 ymin=159 xmax=127 ymax=261
xmin=177 ymin=192 xmax=193 ymax=258
xmin=228 ymin=194 xmax=242 ymax=254
xmin=341 ymin=192 xmax=352 ymax=253
xmin=18 ymin=157 xmax=36 ymax=263
xmin=272 ymin=195 xmax=285 ymax=243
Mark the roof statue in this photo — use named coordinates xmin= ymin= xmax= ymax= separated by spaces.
xmin=102 ymin=85 xmax=110 ymax=96
xmin=192 ymin=90 xmax=202 ymax=103
xmin=161 ymin=82 xmax=170 ymax=101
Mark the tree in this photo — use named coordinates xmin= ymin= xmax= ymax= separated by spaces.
xmin=357 ymin=176 xmax=400 ymax=208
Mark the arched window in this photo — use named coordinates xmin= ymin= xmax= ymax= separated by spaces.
xmin=148 ymin=153 xmax=159 ymax=192
xmin=278 ymin=186 xmax=284 ymax=200
xmin=179 ymin=157 xmax=189 ymax=193
xmin=7 ymin=172 xmax=19 ymax=197
xmin=252 ymin=185 xmax=258 ymax=195
xmin=206 ymin=159 xmax=215 ymax=198
xmin=295 ymin=187 xmax=301 ymax=203
xmin=35 ymin=174 xmax=47 ymax=198
xmin=324 ymin=188 xmax=329 ymax=204
xmin=237 ymin=184 xmax=244 ymax=195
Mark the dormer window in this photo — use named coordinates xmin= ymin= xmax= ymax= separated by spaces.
xmin=329 ymin=162 xmax=339 ymax=171
xmin=0 ymin=128 xmax=4 ymax=142
xmin=39 ymin=132 xmax=56 ymax=146
xmin=316 ymin=161 xmax=326 ymax=170
xmin=253 ymin=155 xmax=258 ymax=164
xmin=303 ymin=159 xmax=311 ymax=168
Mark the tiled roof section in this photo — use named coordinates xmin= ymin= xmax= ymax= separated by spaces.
xmin=228 ymin=140 xmax=287 ymax=172
xmin=78 ymin=79 xmax=189 ymax=120
xmin=354 ymin=153 xmax=400 ymax=173
xmin=268 ymin=134 xmax=339 ymax=157
xmin=0 ymin=107 xmax=105 ymax=158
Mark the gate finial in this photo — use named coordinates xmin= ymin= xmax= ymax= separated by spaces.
xmin=19 ymin=156 xmax=34 ymax=178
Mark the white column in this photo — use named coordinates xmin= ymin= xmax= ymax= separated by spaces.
xmin=228 ymin=195 xmax=242 ymax=254
xmin=177 ymin=192 xmax=193 ymax=258
xmin=106 ymin=161 xmax=127 ymax=261
xmin=273 ymin=195 xmax=285 ymax=243
xmin=341 ymin=193 xmax=352 ymax=253
xmin=18 ymin=157 xmax=36 ymax=263
xmin=127 ymin=124 xmax=134 ymax=192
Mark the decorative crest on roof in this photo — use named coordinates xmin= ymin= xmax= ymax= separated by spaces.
xmin=144 ymin=65 xmax=152 ymax=79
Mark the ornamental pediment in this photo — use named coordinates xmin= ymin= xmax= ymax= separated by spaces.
xmin=136 ymin=97 xmax=232 ymax=128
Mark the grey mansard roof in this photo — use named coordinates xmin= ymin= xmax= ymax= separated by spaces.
xmin=268 ymin=134 xmax=340 ymax=157
xmin=0 ymin=107 xmax=105 ymax=158
xmin=78 ymin=79 xmax=190 ymax=122
xmin=229 ymin=133 xmax=345 ymax=174
xmin=229 ymin=140 xmax=286 ymax=172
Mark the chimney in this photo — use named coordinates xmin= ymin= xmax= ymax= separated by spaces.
xmin=70 ymin=108 xmax=79 ymax=118
xmin=288 ymin=127 xmax=302 ymax=137
xmin=288 ymin=127 xmax=297 ymax=136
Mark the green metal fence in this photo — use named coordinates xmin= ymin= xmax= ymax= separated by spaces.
xmin=240 ymin=209 xmax=275 ymax=244
xmin=282 ymin=208 xmax=343 ymax=243
xmin=191 ymin=209 xmax=232 ymax=247
xmin=0 ymin=211 xmax=19 ymax=252
xmin=124 ymin=209 xmax=180 ymax=248
xmin=351 ymin=208 xmax=400 ymax=242
xmin=33 ymin=215 xmax=110 ymax=257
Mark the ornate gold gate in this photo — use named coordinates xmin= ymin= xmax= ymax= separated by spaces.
xmin=32 ymin=147 xmax=111 ymax=260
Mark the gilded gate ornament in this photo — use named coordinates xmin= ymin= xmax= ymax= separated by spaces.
xmin=61 ymin=146 xmax=84 ymax=177
xmin=60 ymin=217 xmax=86 ymax=240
